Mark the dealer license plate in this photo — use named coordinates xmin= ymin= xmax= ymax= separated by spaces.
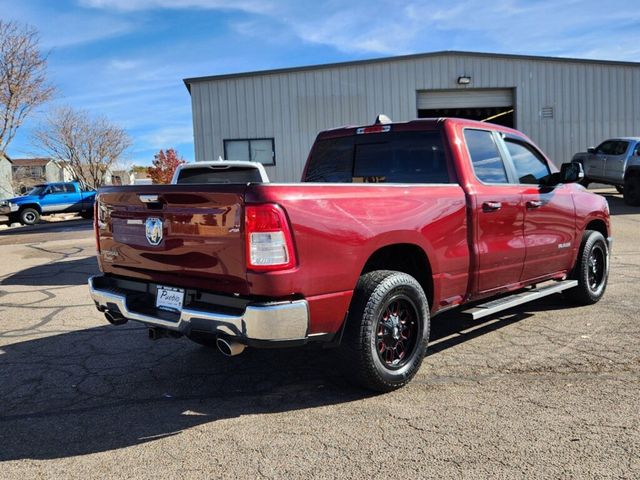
xmin=156 ymin=286 xmax=184 ymax=312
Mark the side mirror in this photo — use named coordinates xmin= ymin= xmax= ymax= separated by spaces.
xmin=559 ymin=162 xmax=584 ymax=183
xmin=587 ymin=147 xmax=596 ymax=154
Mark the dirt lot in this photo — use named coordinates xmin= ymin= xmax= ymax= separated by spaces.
xmin=0 ymin=190 xmax=638 ymax=479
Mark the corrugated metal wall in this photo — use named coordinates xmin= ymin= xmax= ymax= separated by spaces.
xmin=189 ymin=53 xmax=640 ymax=182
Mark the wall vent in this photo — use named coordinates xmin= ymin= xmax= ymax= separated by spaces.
xmin=541 ymin=106 xmax=554 ymax=119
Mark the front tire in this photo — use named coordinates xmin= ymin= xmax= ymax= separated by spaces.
xmin=623 ymin=175 xmax=640 ymax=206
xmin=341 ymin=270 xmax=430 ymax=392
xmin=565 ymin=230 xmax=609 ymax=305
xmin=20 ymin=208 xmax=40 ymax=225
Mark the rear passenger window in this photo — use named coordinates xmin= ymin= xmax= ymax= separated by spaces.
xmin=63 ymin=184 xmax=75 ymax=193
xmin=505 ymin=140 xmax=551 ymax=185
xmin=464 ymin=129 xmax=509 ymax=184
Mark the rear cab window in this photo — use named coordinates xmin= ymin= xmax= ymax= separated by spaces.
xmin=304 ymin=130 xmax=453 ymax=184
xmin=176 ymin=166 xmax=263 ymax=184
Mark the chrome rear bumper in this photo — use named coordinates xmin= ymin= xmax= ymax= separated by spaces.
xmin=88 ymin=276 xmax=309 ymax=342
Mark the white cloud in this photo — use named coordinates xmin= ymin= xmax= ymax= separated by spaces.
xmin=0 ymin=0 xmax=135 ymax=49
xmin=79 ymin=0 xmax=274 ymax=14
xmin=139 ymin=125 xmax=194 ymax=150
xmin=75 ymin=0 xmax=640 ymax=60
xmin=108 ymin=59 xmax=141 ymax=71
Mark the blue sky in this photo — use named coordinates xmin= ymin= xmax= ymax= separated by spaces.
xmin=3 ymin=0 xmax=639 ymax=166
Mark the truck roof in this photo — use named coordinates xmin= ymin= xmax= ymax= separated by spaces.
xmin=316 ymin=117 xmax=522 ymax=140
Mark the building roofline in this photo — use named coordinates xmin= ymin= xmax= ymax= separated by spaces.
xmin=183 ymin=50 xmax=640 ymax=92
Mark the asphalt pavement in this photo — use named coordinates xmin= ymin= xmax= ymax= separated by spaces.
xmin=0 ymin=190 xmax=638 ymax=479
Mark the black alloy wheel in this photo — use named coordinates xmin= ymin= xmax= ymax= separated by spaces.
xmin=375 ymin=295 xmax=419 ymax=370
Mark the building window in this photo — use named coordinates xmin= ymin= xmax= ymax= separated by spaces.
xmin=29 ymin=166 xmax=44 ymax=177
xmin=223 ymin=138 xmax=275 ymax=166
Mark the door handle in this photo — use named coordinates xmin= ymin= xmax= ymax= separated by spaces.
xmin=482 ymin=201 xmax=502 ymax=212
xmin=526 ymin=200 xmax=543 ymax=209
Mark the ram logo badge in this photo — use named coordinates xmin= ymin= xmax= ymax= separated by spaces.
xmin=145 ymin=217 xmax=163 ymax=246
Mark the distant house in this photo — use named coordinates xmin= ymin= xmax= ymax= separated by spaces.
xmin=0 ymin=153 xmax=13 ymax=199
xmin=11 ymin=158 xmax=65 ymax=194
xmin=58 ymin=162 xmax=118 ymax=188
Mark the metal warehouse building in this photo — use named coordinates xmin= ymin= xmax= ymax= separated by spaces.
xmin=184 ymin=51 xmax=640 ymax=182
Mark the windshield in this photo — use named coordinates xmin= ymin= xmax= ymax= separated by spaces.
xmin=27 ymin=185 xmax=47 ymax=196
xmin=304 ymin=130 xmax=452 ymax=183
xmin=176 ymin=166 xmax=264 ymax=184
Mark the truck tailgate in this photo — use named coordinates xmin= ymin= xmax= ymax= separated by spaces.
xmin=96 ymin=184 xmax=249 ymax=294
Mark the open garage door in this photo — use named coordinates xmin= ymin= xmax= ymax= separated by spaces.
xmin=417 ymin=88 xmax=514 ymax=128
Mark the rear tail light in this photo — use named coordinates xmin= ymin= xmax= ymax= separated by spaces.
xmin=245 ymin=204 xmax=296 ymax=271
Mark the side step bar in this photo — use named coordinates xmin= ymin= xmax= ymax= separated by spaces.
xmin=461 ymin=280 xmax=578 ymax=320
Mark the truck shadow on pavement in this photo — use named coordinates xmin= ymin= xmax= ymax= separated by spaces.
xmin=0 ymin=257 xmax=98 ymax=286
xmin=0 ymin=293 xmax=573 ymax=461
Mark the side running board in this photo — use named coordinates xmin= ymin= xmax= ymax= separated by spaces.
xmin=461 ymin=280 xmax=578 ymax=320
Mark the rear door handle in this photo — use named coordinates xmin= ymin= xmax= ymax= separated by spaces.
xmin=526 ymin=200 xmax=543 ymax=209
xmin=482 ymin=201 xmax=502 ymax=212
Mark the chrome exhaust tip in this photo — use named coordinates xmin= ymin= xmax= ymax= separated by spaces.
xmin=216 ymin=337 xmax=246 ymax=356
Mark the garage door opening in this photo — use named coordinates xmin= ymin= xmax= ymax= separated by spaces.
xmin=417 ymin=89 xmax=515 ymax=128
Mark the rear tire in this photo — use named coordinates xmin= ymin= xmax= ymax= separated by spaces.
xmin=565 ymin=230 xmax=609 ymax=305
xmin=623 ymin=175 xmax=640 ymax=206
xmin=80 ymin=210 xmax=94 ymax=219
xmin=19 ymin=208 xmax=40 ymax=225
xmin=615 ymin=185 xmax=624 ymax=194
xmin=341 ymin=270 xmax=429 ymax=392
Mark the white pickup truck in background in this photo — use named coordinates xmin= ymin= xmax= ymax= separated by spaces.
xmin=171 ymin=160 xmax=270 ymax=184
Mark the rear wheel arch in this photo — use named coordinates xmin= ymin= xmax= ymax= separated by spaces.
xmin=584 ymin=219 xmax=608 ymax=240
xmin=359 ymin=243 xmax=434 ymax=310
xmin=623 ymin=166 xmax=640 ymax=181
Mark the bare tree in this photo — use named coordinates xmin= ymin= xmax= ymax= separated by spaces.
xmin=33 ymin=106 xmax=132 ymax=189
xmin=0 ymin=20 xmax=54 ymax=155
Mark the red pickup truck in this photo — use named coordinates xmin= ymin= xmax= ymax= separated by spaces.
xmin=89 ymin=118 xmax=611 ymax=391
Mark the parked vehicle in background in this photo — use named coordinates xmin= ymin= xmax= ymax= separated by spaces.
xmin=89 ymin=117 xmax=611 ymax=392
xmin=0 ymin=181 xmax=95 ymax=225
xmin=172 ymin=160 xmax=269 ymax=184
xmin=133 ymin=178 xmax=153 ymax=186
xmin=572 ymin=137 xmax=640 ymax=205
